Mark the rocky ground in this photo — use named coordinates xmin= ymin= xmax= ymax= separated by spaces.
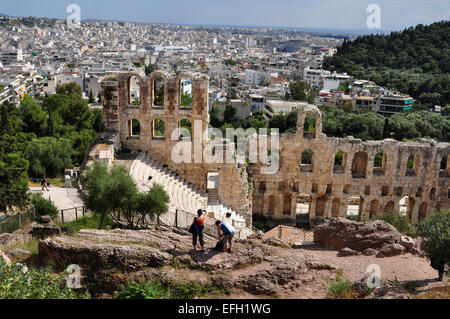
xmin=31 ymin=218 xmax=448 ymax=299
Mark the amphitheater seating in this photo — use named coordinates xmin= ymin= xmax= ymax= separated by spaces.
xmin=129 ymin=153 xmax=248 ymax=234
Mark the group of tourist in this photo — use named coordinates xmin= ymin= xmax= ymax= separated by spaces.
xmin=190 ymin=209 xmax=235 ymax=253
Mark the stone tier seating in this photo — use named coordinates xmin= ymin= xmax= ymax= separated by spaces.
xmin=129 ymin=153 xmax=250 ymax=238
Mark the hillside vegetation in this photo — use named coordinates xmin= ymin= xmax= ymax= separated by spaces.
xmin=323 ymin=20 xmax=450 ymax=106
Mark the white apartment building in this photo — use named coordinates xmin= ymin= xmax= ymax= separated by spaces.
xmin=303 ymin=66 xmax=330 ymax=91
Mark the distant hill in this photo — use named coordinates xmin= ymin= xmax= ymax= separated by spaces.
xmin=0 ymin=13 xmax=12 ymax=17
xmin=323 ymin=20 xmax=450 ymax=106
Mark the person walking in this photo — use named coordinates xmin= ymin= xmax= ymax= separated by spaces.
xmin=216 ymin=220 xmax=235 ymax=253
xmin=41 ymin=174 xmax=49 ymax=191
xmin=190 ymin=209 xmax=206 ymax=251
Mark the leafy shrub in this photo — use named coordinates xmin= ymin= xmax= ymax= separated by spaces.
xmin=371 ymin=210 xmax=417 ymax=236
xmin=417 ymin=210 xmax=450 ymax=269
xmin=114 ymin=280 xmax=231 ymax=299
xmin=328 ymin=275 xmax=354 ymax=299
xmin=0 ymin=259 xmax=73 ymax=299
xmin=114 ymin=281 xmax=169 ymax=299
xmin=31 ymin=193 xmax=58 ymax=220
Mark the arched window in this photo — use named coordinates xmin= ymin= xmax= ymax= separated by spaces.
xmin=352 ymin=152 xmax=368 ymax=178
xmin=334 ymin=151 xmax=345 ymax=174
xmin=301 ymin=149 xmax=313 ymax=172
xmin=373 ymin=152 xmax=386 ymax=176
xmin=153 ymin=119 xmax=165 ymax=138
xmin=315 ymin=197 xmax=325 ymax=218
xmin=153 ymin=76 xmax=164 ymax=107
xmin=419 ymin=202 xmax=428 ymax=221
xmin=268 ymin=195 xmax=276 ymax=215
xmin=440 ymin=155 xmax=448 ymax=170
xmin=283 ymin=194 xmax=291 ymax=216
xmin=180 ymin=78 xmax=193 ymax=109
xmin=385 ymin=201 xmax=395 ymax=212
xmin=332 ymin=198 xmax=340 ymax=217
xmin=179 ymin=119 xmax=192 ymax=136
xmin=129 ymin=119 xmax=140 ymax=137
xmin=406 ymin=154 xmax=416 ymax=176
xmin=129 ymin=76 xmax=140 ymax=105
xmin=369 ymin=200 xmax=379 ymax=218
xmin=303 ymin=114 xmax=316 ymax=138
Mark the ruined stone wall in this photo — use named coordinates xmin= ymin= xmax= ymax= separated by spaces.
xmin=101 ymin=72 xmax=252 ymax=222
xmin=251 ymin=105 xmax=450 ymax=224
xmin=102 ymin=74 xmax=449 ymax=226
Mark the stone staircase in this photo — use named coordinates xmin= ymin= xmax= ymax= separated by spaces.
xmin=129 ymin=153 xmax=251 ymax=237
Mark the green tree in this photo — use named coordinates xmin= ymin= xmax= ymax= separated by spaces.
xmin=81 ymin=163 xmax=169 ymax=229
xmin=417 ymin=210 xmax=450 ymax=278
xmin=285 ymin=81 xmax=316 ymax=104
xmin=56 ymin=82 xmax=82 ymax=97
xmin=0 ymin=153 xmax=30 ymax=213
xmin=24 ymin=137 xmax=73 ymax=178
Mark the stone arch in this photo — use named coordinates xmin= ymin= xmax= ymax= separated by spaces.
xmin=128 ymin=118 xmax=140 ymax=137
xmin=332 ymin=198 xmax=340 ymax=217
xmin=303 ymin=114 xmax=316 ymax=138
xmin=283 ymin=194 xmax=292 ymax=216
xmin=178 ymin=75 xmax=193 ymax=109
xmin=315 ymin=197 xmax=326 ymax=218
xmin=128 ymin=75 xmax=141 ymax=106
xmin=148 ymin=71 xmax=169 ymax=108
xmin=369 ymin=199 xmax=379 ymax=218
xmin=419 ymin=202 xmax=428 ymax=221
xmin=179 ymin=119 xmax=192 ymax=138
xmin=300 ymin=149 xmax=313 ymax=172
xmin=385 ymin=201 xmax=395 ymax=212
xmin=297 ymin=105 xmax=322 ymax=138
xmin=152 ymin=118 xmax=165 ymax=138
xmin=334 ymin=150 xmax=346 ymax=174
xmin=352 ymin=152 xmax=368 ymax=178
xmin=268 ymin=194 xmax=276 ymax=215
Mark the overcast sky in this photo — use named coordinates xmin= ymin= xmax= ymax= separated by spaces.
xmin=1 ymin=0 xmax=449 ymax=31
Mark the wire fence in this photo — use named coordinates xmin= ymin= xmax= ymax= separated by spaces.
xmin=0 ymin=207 xmax=36 ymax=234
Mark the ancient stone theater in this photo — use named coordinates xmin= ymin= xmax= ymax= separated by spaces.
xmin=101 ymin=71 xmax=450 ymax=228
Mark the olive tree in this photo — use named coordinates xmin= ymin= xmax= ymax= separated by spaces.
xmin=81 ymin=162 xmax=169 ymax=229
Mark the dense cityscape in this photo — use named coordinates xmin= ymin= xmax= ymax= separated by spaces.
xmin=0 ymin=1 xmax=448 ymax=304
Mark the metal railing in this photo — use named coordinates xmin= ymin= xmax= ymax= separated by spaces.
xmin=59 ymin=206 xmax=88 ymax=224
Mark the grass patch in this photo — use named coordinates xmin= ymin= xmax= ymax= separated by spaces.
xmin=114 ymin=280 xmax=232 ymax=299
xmin=2 ymin=238 xmax=41 ymax=268
xmin=328 ymin=269 xmax=354 ymax=299
xmin=57 ymin=213 xmax=114 ymax=235
xmin=3 ymin=237 xmax=39 ymax=256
